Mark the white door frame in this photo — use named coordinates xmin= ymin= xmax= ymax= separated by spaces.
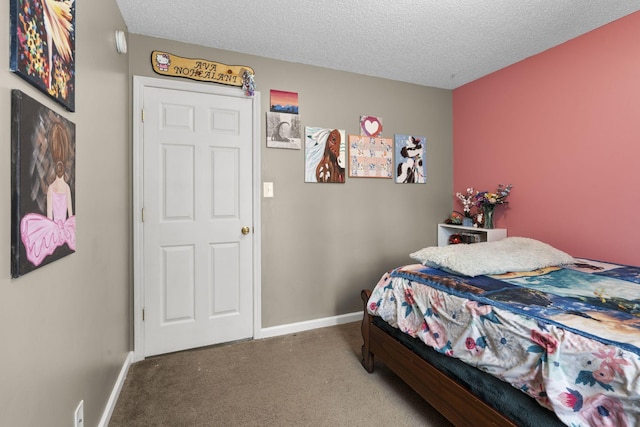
xmin=132 ymin=76 xmax=262 ymax=361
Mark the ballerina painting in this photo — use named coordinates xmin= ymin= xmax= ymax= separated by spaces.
xmin=11 ymin=90 xmax=76 ymax=278
xmin=10 ymin=0 xmax=76 ymax=111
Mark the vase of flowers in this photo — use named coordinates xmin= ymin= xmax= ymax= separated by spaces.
xmin=483 ymin=205 xmax=495 ymax=229
xmin=455 ymin=187 xmax=475 ymax=227
xmin=475 ymin=184 xmax=513 ymax=229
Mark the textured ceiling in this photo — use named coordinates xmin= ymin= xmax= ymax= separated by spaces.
xmin=115 ymin=0 xmax=640 ymax=90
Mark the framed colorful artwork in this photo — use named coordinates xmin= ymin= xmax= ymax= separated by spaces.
xmin=394 ymin=134 xmax=426 ymax=184
xmin=266 ymin=111 xmax=302 ymax=149
xmin=10 ymin=0 xmax=76 ymax=111
xmin=11 ymin=90 xmax=76 ymax=278
xmin=305 ymin=127 xmax=346 ymax=183
xmin=348 ymin=135 xmax=393 ymax=178
xmin=270 ymin=90 xmax=299 ymax=114
xmin=359 ymin=115 xmax=383 ymax=137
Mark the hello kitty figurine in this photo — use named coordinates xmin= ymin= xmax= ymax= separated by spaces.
xmin=156 ymin=53 xmax=170 ymax=72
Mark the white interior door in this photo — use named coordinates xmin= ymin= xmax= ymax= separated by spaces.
xmin=141 ymin=84 xmax=254 ymax=357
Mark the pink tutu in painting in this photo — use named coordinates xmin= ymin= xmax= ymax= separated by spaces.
xmin=20 ymin=192 xmax=76 ymax=267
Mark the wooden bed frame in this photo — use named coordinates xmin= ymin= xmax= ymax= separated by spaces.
xmin=360 ymin=289 xmax=518 ymax=427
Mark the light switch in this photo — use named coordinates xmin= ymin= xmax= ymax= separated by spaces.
xmin=263 ymin=182 xmax=274 ymax=198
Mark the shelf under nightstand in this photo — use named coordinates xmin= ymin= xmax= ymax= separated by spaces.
xmin=437 ymin=224 xmax=507 ymax=247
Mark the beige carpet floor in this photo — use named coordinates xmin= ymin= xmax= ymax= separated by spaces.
xmin=109 ymin=321 xmax=453 ymax=426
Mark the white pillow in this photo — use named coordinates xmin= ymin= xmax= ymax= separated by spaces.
xmin=410 ymin=237 xmax=575 ymax=277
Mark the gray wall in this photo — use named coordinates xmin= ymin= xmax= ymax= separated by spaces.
xmin=129 ymin=35 xmax=454 ymax=328
xmin=0 ymin=10 xmax=452 ymax=425
xmin=0 ymin=2 xmax=130 ymax=427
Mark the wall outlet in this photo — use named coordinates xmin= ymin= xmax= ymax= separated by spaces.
xmin=74 ymin=400 xmax=84 ymax=427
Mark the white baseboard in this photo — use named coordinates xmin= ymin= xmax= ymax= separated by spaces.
xmin=98 ymin=351 xmax=134 ymax=427
xmin=258 ymin=311 xmax=362 ymax=339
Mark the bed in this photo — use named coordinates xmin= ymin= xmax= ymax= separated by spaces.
xmin=360 ymin=237 xmax=640 ymax=427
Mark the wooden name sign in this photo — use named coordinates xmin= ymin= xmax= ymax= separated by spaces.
xmin=151 ymin=51 xmax=254 ymax=87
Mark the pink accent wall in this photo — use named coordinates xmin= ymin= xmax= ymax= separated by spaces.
xmin=453 ymin=12 xmax=640 ymax=266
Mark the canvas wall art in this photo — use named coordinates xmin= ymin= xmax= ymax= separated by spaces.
xmin=11 ymin=90 xmax=76 ymax=278
xmin=270 ymin=90 xmax=299 ymax=114
xmin=10 ymin=0 xmax=76 ymax=111
xmin=360 ymin=115 xmax=383 ymax=137
xmin=394 ymin=134 xmax=426 ymax=184
xmin=305 ymin=127 xmax=346 ymax=183
xmin=348 ymin=135 xmax=393 ymax=178
xmin=266 ymin=111 xmax=302 ymax=149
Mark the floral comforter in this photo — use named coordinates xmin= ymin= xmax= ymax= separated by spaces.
xmin=367 ymin=259 xmax=640 ymax=427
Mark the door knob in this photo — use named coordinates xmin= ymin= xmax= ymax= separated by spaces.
xmin=241 ymin=226 xmax=251 ymax=235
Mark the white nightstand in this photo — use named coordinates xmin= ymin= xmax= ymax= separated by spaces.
xmin=437 ymin=224 xmax=507 ymax=247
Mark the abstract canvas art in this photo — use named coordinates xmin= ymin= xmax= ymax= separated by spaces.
xmin=348 ymin=135 xmax=393 ymax=178
xmin=10 ymin=0 xmax=76 ymax=111
xmin=394 ymin=134 xmax=426 ymax=184
xmin=305 ymin=127 xmax=346 ymax=183
xmin=11 ymin=90 xmax=76 ymax=278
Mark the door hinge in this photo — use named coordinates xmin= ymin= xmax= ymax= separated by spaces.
xmin=141 ymin=109 xmax=144 ymax=122
xmin=141 ymin=207 xmax=144 ymax=222
xmin=142 ymin=309 xmax=145 ymax=321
